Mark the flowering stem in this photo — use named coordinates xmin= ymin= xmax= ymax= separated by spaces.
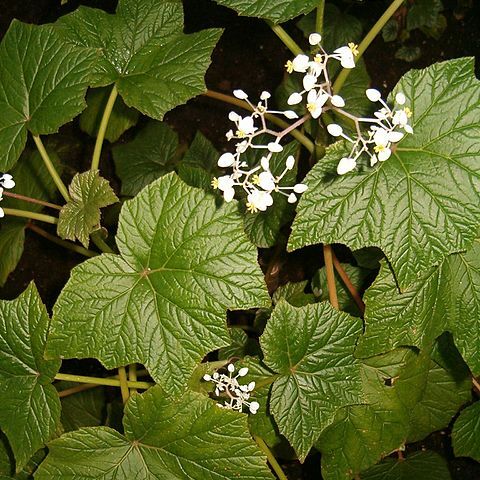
xmin=58 ymin=383 xmax=98 ymax=398
xmin=118 ymin=366 xmax=130 ymax=403
xmin=129 ymin=364 xmax=138 ymax=395
xmin=268 ymin=23 xmax=303 ymax=56
xmin=54 ymin=372 xmax=153 ymax=390
xmin=333 ymin=0 xmax=404 ymax=93
xmin=204 ymin=89 xmax=314 ymax=152
xmin=473 ymin=376 xmax=480 ymax=394
xmin=27 ymin=223 xmax=98 ymax=258
xmin=90 ymin=230 xmax=115 ymax=254
xmin=3 ymin=208 xmax=58 ymax=224
xmin=91 ymin=84 xmax=118 ymax=171
xmin=3 ymin=191 xmax=62 ymax=210
xmin=332 ymin=253 xmax=365 ymax=314
xmin=316 ymin=1 xmax=326 ymax=35
xmin=32 ymin=135 xmax=70 ymax=203
xmin=323 ymin=244 xmax=339 ymax=309
xmin=254 ymin=436 xmax=288 ymax=480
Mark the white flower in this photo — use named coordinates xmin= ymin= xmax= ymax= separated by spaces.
xmin=260 ymin=91 xmax=271 ymax=100
xmin=309 ymin=33 xmax=322 ymax=45
xmin=216 ymin=176 xmax=235 ymax=201
xmin=236 ymin=116 xmax=257 ymax=137
xmin=331 ymin=95 xmax=345 ymax=107
xmin=267 ymin=142 xmax=283 ymax=153
xmin=373 ymin=128 xmax=390 ymax=148
xmin=218 ymin=152 xmax=236 ymax=168
xmin=286 ymin=155 xmax=295 ymax=170
xmin=327 ymin=124 xmax=343 ymax=137
xmin=291 ymin=54 xmax=310 ymax=72
xmin=258 ymin=172 xmax=275 ymax=191
xmin=303 ymin=74 xmax=317 ymax=91
xmin=236 ymin=140 xmax=249 ymax=153
xmin=337 ymin=157 xmax=356 ymax=175
xmin=388 ymin=131 xmax=404 ymax=143
xmin=287 ymin=92 xmax=303 ymax=105
xmin=0 ymin=174 xmax=14 ymax=190
xmin=293 ymin=183 xmax=308 ymax=193
xmin=233 ymin=89 xmax=248 ymax=100
xmin=306 ymin=89 xmax=329 ymax=119
xmin=249 ymin=401 xmax=260 ymax=414
xmin=283 ymin=110 xmax=299 ymax=119
xmin=395 ymin=92 xmax=406 ymax=105
xmin=333 ymin=43 xmax=358 ymax=69
xmin=247 ymin=189 xmax=273 ymax=212
xmin=288 ymin=193 xmax=297 ymax=203
xmin=228 ymin=111 xmax=241 ymax=122
xmin=260 ymin=156 xmax=270 ymax=171
xmin=366 ymin=88 xmax=382 ymax=102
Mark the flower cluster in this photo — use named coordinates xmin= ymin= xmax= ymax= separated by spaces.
xmin=0 ymin=173 xmax=15 ymax=217
xmin=203 ymin=363 xmax=259 ymax=414
xmin=212 ymin=90 xmax=307 ymax=213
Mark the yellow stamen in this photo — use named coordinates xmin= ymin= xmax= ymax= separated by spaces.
xmin=348 ymin=42 xmax=359 ymax=56
xmin=211 ymin=178 xmax=219 ymax=189
xmin=251 ymin=175 xmax=260 ymax=185
xmin=374 ymin=145 xmax=385 ymax=153
xmin=314 ymin=54 xmax=323 ymax=64
xmin=236 ymin=130 xmax=246 ymax=138
xmin=246 ymin=202 xmax=258 ymax=213
xmin=285 ymin=60 xmax=294 ymax=74
xmin=404 ymin=107 xmax=412 ymax=118
xmin=307 ymin=103 xmax=316 ymax=114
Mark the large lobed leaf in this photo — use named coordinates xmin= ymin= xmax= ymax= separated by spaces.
xmin=289 ymin=58 xmax=480 ymax=289
xmin=0 ymin=284 xmax=60 ymax=472
xmin=357 ymin=239 xmax=480 ymax=375
xmin=260 ymin=301 xmax=363 ymax=460
xmin=0 ymin=20 xmax=96 ymax=170
xmin=452 ymin=401 xmax=480 ymax=463
xmin=55 ymin=0 xmax=222 ymax=120
xmin=36 ymin=386 xmax=274 ymax=479
xmin=48 ymin=173 xmax=269 ymax=394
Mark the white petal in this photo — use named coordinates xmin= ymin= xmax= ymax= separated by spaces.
xmin=218 ymin=152 xmax=235 ymax=167
xmin=226 ymin=129 xmax=234 ymax=140
xmin=228 ymin=111 xmax=241 ymax=122
xmin=203 ymin=374 xmax=212 ymax=381
xmin=388 ymin=131 xmax=404 ymax=143
xmin=373 ymin=128 xmax=389 ymax=147
xmin=258 ymin=172 xmax=275 ymax=191
xmin=309 ymin=33 xmax=322 ymax=45
xmin=0 ymin=207 xmax=5 ymax=218
xmin=404 ymin=124 xmax=413 ymax=134
xmin=395 ymin=92 xmax=406 ymax=105
xmin=327 ymin=124 xmax=343 ymax=137
xmin=286 ymin=155 xmax=295 ymax=170
xmin=247 ymin=381 xmax=256 ymax=391
xmin=260 ymin=156 xmax=270 ymax=171
xmin=331 ymin=95 xmax=345 ymax=107
xmin=292 ymin=54 xmax=309 ymax=72
xmin=238 ymin=367 xmax=248 ymax=377
xmin=288 ymin=193 xmax=297 ymax=203
xmin=303 ymin=74 xmax=317 ymax=91
xmin=227 ymin=364 xmax=235 ymax=372
xmin=293 ymin=183 xmax=308 ymax=193
xmin=223 ymin=188 xmax=235 ymax=202
xmin=283 ymin=110 xmax=299 ymax=119
xmin=238 ymin=116 xmax=256 ymax=135
xmin=217 ymin=175 xmax=234 ymax=191
xmin=267 ymin=142 xmax=283 ymax=153
xmin=287 ymin=92 xmax=303 ymax=105
xmin=337 ymin=157 xmax=356 ymax=175
xmin=249 ymin=401 xmax=260 ymax=414
xmin=260 ymin=91 xmax=271 ymax=100
xmin=233 ymin=89 xmax=248 ymax=100
xmin=366 ymin=88 xmax=381 ymax=102
xmin=236 ymin=140 xmax=249 ymax=153
xmin=378 ymin=148 xmax=391 ymax=161
xmin=307 ymin=89 xmax=317 ymax=104
xmin=370 ymin=154 xmax=378 ymax=166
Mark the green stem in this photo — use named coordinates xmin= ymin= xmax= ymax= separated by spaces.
xmin=333 ymin=0 xmax=404 ymax=93
xmin=3 ymin=208 xmax=58 ymax=224
xmin=54 ymin=373 xmax=153 ymax=390
xmin=323 ymin=244 xmax=339 ymax=309
xmin=268 ymin=23 xmax=303 ymax=56
xmin=118 ymin=366 xmax=129 ymax=403
xmin=3 ymin=191 xmax=62 ymax=210
xmin=91 ymin=84 xmax=118 ymax=171
xmin=204 ymin=90 xmax=314 ymax=153
xmin=27 ymin=223 xmax=98 ymax=258
xmin=254 ymin=436 xmax=288 ymax=480
xmin=316 ymin=0 xmax=326 ymax=35
xmin=90 ymin=229 xmax=115 ymax=254
xmin=129 ymin=364 xmax=138 ymax=395
xmin=32 ymin=135 xmax=70 ymax=202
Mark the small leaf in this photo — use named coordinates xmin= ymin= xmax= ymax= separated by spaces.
xmin=79 ymin=87 xmax=139 ymax=143
xmin=290 ymin=59 xmax=480 ymax=289
xmin=48 ymin=173 xmax=269 ymax=395
xmin=407 ymin=0 xmax=443 ymax=30
xmin=213 ymin=0 xmax=318 ymax=23
xmin=55 ymin=0 xmax=222 ymax=120
xmin=36 ymin=386 xmax=274 ymax=479
xmin=273 ymin=280 xmax=316 ymax=307
xmin=112 ymin=121 xmax=178 ymax=196
xmin=218 ymin=328 xmax=260 ymax=360
xmin=395 ymin=45 xmax=422 ymax=62
xmin=260 ymin=301 xmax=363 ymax=460
xmin=452 ymin=401 xmax=480 ymax=462
xmin=361 ymin=451 xmax=451 ymax=480
xmin=0 ymin=20 xmax=96 ymax=170
xmin=0 ymin=284 xmax=61 ymax=471
xmin=57 ymin=170 xmax=118 ymax=248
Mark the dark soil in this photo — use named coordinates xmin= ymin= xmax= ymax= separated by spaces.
xmin=0 ymin=0 xmax=478 ymax=478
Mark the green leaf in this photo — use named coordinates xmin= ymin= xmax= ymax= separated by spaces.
xmin=452 ymin=401 xmax=480 ymax=462
xmin=57 ymin=383 xmax=105 ymax=433
xmin=36 ymin=386 xmax=274 ymax=479
xmin=55 ymin=0 xmax=222 ymax=120
xmin=357 ymin=239 xmax=480 ymax=375
xmin=382 ymin=18 xmax=399 ymax=42
xmin=0 ymin=148 xmax=62 ymax=285
xmin=273 ymin=280 xmax=315 ymax=307
xmin=260 ymin=301 xmax=363 ymax=460
xmin=312 ymin=263 xmax=369 ymax=316
xmin=112 ymin=121 xmax=178 ymax=196
xmin=407 ymin=0 xmax=443 ymax=30
xmin=0 ymin=20 xmax=96 ymax=170
xmin=0 ymin=284 xmax=61 ymax=471
xmin=47 ymin=173 xmax=269 ymax=394
xmin=361 ymin=451 xmax=451 ymax=480
xmin=289 ymin=59 xmax=480 ymax=289
xmin=213 ymin=0 xmax=318 ymax=23
xmin=243 ymin=141 xmax=298 ymax=248
xmin=297 ymin=4 xmax=363 ymax=51
xmin=79 ymin=87 xmax=139 ymax=143
xmin=395 ymin=45 xmax=422 ymax=63
xmin=57 ymin=170 xmax=118 ymax=248
xmin=218 ymin=328 xmax=260 ymax=360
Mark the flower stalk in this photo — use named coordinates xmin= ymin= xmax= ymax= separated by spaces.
xmin=54 ymin=372 xmax=153 ymax=390
xmin=254 ymin=435 xmax=288 ymax=480
xmin=4 ymin=208 xmax=58 ymax=224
